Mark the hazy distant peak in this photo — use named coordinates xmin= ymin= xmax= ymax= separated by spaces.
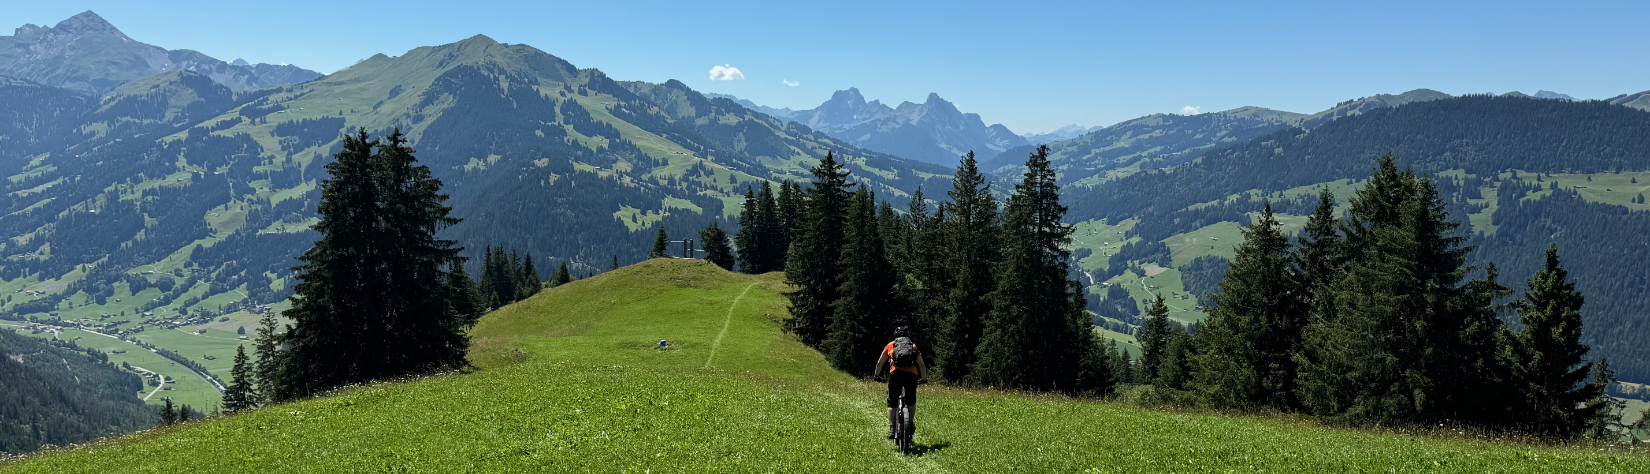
xmin=459 ymin=34 xmax=499 ymax=46
xmin=230 ymin=58 xmax=251 ymax=67
xmin=1533 ymin=90 xmax=1577 ymax=101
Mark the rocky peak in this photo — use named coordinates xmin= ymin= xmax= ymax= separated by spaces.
xmin=53 ymin=11 xmax=124 ymax=37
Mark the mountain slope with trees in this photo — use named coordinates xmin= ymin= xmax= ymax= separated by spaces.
xmin=1069 ymin=95 xmax=1650 ymax=383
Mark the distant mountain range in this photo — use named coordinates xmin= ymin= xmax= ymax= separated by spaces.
xmin=0 ymin=11 xmax=320 ymax=95
xmin=1022 ymin=124 xmax=1100 ymax=144
xmin=708 ymin=88 xmax=1028 ymax=166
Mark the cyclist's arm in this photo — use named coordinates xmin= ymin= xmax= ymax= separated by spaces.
xmin=873 ymin=352 xmax=890 ymax=376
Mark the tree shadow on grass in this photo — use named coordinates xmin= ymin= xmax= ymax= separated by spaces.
xmin=906 ymin=440 xmax=951 ymax=457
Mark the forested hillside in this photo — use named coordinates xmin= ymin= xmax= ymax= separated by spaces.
xmin=0 ymin=328 xmax=154 ymax=453
xmin=0 ymin=33 xmax=948 ymax=335
xmin=1067 ymin=95 xmax=1650 ymax=383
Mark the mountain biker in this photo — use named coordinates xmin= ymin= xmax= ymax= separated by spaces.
xmin=873 ymin=326 xmax=928 ymax=440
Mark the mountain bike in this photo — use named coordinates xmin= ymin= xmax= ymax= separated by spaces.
xmin=894 ymin=395 xmax=914 ymax=455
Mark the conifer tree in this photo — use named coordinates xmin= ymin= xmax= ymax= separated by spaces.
xmin=222 ymin=345 xmax=255 ymax=412
xmin=1295 ymin=155 xmax=1503 ymax=425
xmin=700 ymin=221 xmax=735 ymax=271
xmin=251 ymin=309 xmax=280 ymax=405
xmin=1137 ymin=295 xmax=1171 ymax=385
xmin=735 ymin=186 xmax=763 ymax=273
xmin=650 ymin=225 xmax=669 ymax=259
xmin=938 ymin=151 xmax=1000 ymax=382
xmin=973 ymin=145 xmax=1101 ymax=393
xmin=823 ymin=187 xmax=899 ymax=375
xmin=784 ymin=151 xmax=853 ymax=346
xmin=158 ymin=398 xmax=177 ymax=426
xmin=754 ymin=182 xmax=782 ymax=271
xmin=1114 ymin=341 xmax=1135 ymax=385
xmin=272 ymin=129 xmax=468 ymax=401
xmin=520 ymin=254 xmax=541 ymax=296
xmin=445 ymin=260 xmax=482 ymax=325
xmin=611 ymin=255 xmax=619 ymax=271
xmin=1157 ymin=325 xmax=1194 ymax=390
xmin=551 ymin=262 xmax=573 ymax=287
xmin=1502 ymin=244 xmax=1611 ymax=436
xmin=775 ymin=180 xmax=802 ymax=265
xmin=897 ymin=187 xmax=948 ymax=353
xmin=178 ymin=405 xmax=192 ymax=423
xmin=1194 ymin=203 xmax=1302 ymax=409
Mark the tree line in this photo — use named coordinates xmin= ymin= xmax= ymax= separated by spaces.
xmin=1134 ymin=155 xmax=1621 ymax=438
xmin=700 ymin=148 xmax=1121 ymax=395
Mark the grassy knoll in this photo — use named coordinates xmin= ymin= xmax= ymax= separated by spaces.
xmin=7 ymin=259 xmax=1645 ymax=472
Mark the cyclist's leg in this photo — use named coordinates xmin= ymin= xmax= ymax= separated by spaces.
xmin=886 ymin=373 xmax=900 ymax=439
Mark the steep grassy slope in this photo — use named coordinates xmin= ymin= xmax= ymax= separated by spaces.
xmin=5 ymin=259 xmax=1646 ymax=472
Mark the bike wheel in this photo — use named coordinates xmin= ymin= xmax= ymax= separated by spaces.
xmin=899 ymin=404 xmax=913 ymax=455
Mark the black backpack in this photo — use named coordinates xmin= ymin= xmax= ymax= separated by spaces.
xmin=891 ymin=337 xmax=917 ymax=368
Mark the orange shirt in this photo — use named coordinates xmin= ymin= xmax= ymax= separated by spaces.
xmin=882 ymin=341 xmax=922 ymax=374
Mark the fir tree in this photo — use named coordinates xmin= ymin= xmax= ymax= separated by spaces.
xmin=735 ymin=186 xmax=762 ymax=273
xmin=1502 ymin=244 xmax=1611 ymax=436
xmin=1194 ymin=203 xmax=1302 ymax=409
xmin=1295 ymin=155 xmax=1503 ymax=425
xmin=784 ymin=151 xmax=853 ymax=346
xmin=520 ymin=253 xmax=541 ymax=296
xmin=1157 ymin=325 xmax=1194 ymax=390
xmin=897 ymin=187 xmax=948 ymax=354
xmin=973 ymin=145 xmax=1100 ymax=393
xmin=1114 ymin=341 xmax=1135 ymax=385
xmin=251 ymin=307 xmax=280 ymax=405
xmin=650 ymin=225 xmax=669 ymax=259
xmin=272 ymin=129 xmax=469 ymax=401
xmin=938 ymin=151 xmax=1000 ymax=382
xmin=754 ymin=182 xmax=782 ymax=271
xmin=823 ymin=187 xmax=899 ymax=375
xmin=222 ymin=345 xmax=255 ymax=412
xmin=446 ymin=260 xmax=482 ymax=325
xmin=1137 ymin=295 xmax=1171 ymax=385
xmin=611 ymin=255 xmax=619 ymax=271
xmin=700 ymin=221 xmax=735 ymax=271
xmin=177 ymin=405 xmax=192 ymax=423
xmin=158 ymin=398 xmax=177 ymax=426
xmin=551 ymin=262 xmax=573 ymax=287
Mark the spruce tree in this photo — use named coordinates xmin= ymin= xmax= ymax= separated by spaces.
xmin=735 ymin=186 xmax=762 ymax=273
xmin=784 ymin=151 xmax=853 ymax=346
xmin=551 ymin=262 xmax=573 ymax=287
xmin=1503 ymin=244 xmax=1611 ymax=436
xmin=251 ymin=309 xmax=280 ymax=405
xmin=611 ymin=255 xmax=619 ymax=271
xmin=446 ymin=260 xmax=482 ymax=325
xmin=754 ymin=182 xmax=782 ymax=271
xmin=1295 ymin=155 xmax=1502 ymax=425
xmin=973 ymin=145 xmax=1099 ymax=393
xmin=898 ymin=187 xmax=948 ymax=355
xmin=520 ymin=254 xmax=541 ymax=296
xmin=823 ymin=187 xmax=899 ymax=375
xmin=158 ymin=398 xmax=177 ymax=426
xmin=775 ymin=180 xmax=802 ymax=267
xmin=273 ymin=129 xmax=468 ymax=401
xmin=700 ymin=221 xmax=736 ymax=271
xmin=1194 ymin=203 xmax=1302 ymax=410
xmin=650 ymin=225 xmax=669 ymax=259
xmin=1137 ymin=295 xmax=1171 ymax=385
xmin=1114 ymin=341 xmax=1135 ymax=385
xmin=177 ymin=405 xmax=192 ymax=423
xmin=1157 ymin=325 xmax=1194 ymax=390
xmin=938 ymin=151 xmax=1000 ymax=382
xmin=222 ymin=345 xmax=254 ymax=412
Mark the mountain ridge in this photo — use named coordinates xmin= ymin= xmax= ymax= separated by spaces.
xmin=0 ymin=11 xmax=320 ymax=96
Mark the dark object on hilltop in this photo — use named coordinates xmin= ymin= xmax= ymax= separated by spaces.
xmin=699 ymin=221 xmax=734 ymax=271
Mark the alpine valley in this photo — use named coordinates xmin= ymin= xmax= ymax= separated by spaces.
xmin=2 ymin=10 xmax=1650 ymax=456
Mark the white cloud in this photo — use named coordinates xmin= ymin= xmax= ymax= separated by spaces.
xmin=1180 ymin=106 xmax=1201 ymax=115
xmin=781 ymin=79 xmax=800 ymax=87
xmin=709 ymin=64 xmax=745 ymax=81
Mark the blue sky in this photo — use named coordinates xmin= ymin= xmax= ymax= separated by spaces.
xmin=6 ymin=0 xmax=1649 ymax=134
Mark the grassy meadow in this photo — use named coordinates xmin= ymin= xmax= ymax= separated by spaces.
xmin=5 ymin=259 xmax=1646 ymax=472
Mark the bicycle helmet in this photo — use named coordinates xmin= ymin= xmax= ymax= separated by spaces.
xmin=893 ymin=326 xmax=908 ymax=338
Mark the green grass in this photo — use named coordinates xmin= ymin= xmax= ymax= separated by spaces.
xmin=0 ymin=323 xmax=222 ymax=410
xmin=6 ymin=259 xmax=1647 ymax=472
xmin=1070 ymin=218 xmax=1137 ymax=272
